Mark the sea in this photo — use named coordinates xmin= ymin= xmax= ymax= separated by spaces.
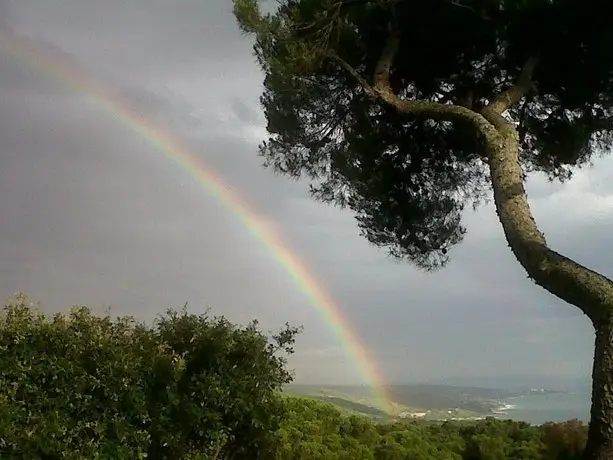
xmin=495 ymin=391 xmax=591 ymax=425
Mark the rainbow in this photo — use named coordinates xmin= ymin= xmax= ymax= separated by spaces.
xmin=0 ymin=28 xmax=393 ymax=413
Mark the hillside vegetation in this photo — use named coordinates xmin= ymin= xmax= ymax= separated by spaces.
xmin=0 ymin=294 xmax=589 ymax=459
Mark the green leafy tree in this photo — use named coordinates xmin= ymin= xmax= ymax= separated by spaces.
xmin=374 ymin=436 xmax=411 ymax=460
xmin=271 ymin=397 xmax=374 ymax=459
xmin=460 ymin=418 xmax=544 ymax=460
xmin=0 ymin=293 xmax=300 ymax=459
xmin=339 ymin=414 xmax=379 ymax=449
xmin=232 ymin=1 xmax=613 ymax=457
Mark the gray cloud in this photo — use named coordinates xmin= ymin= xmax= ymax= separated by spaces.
xmin=0 ymin=0 xmax=610 ymax=386
xmin=7 ymin=0 xmax=252 ymax=79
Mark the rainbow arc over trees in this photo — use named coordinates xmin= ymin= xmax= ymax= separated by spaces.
xmin=0 ymin=29 xmax=393 ymax=413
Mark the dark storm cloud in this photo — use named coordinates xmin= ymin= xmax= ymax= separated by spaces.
xmin=0 ymin=0 xmax=611 ymax=385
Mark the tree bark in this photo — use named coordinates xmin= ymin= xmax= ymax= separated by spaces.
xmin=481 ymin=110 xmax=613 ymax=460
xmin=473 ymin=63 xmax=613 ymax=460
xmin=584 ymin=313 xmax=613 ymax=459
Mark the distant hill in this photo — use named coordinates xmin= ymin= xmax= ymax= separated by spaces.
xmin=424 ymin=375 xmax=591 ymax=392
xmin=386 ymin=384 xmax=516 ymax=412
xmin=310 ymin=396 xmax=389 ymax=419
xmin=283 ymin=383 xmax=520 ymax=422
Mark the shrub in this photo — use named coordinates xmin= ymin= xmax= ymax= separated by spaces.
xmin=0 ymin=293 xmax=300 ymax=459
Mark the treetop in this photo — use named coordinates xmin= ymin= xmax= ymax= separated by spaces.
xmin=234 ymin=0 xmax=613 ymax=269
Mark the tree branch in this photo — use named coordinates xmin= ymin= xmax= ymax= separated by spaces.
xmin=481 ymin=57 xmax=613 ymax=324
xmin=372 ymin=19 xmax=400 ymax=96
xmin=487 ymin=56 xmax=539 ymax=114
xmin=327 ymin=52 xmax=376 ymax=97
xmin=481 ymin=111 xmax=613 ymax=323
xmin=329 ymin=40 xmax=613 ymax=322
xmin=326 ymin=24 xmax=500 ymax=141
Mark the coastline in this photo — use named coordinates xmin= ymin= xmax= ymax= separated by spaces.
xmin=491 ymin=402 xmax=517 ymax=415
xmin=489 ymin=392 xmax=590 ymax=425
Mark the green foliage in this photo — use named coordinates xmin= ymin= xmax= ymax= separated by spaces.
xmin=262 ymin=396 xmax=589 ymax=460
xmin=266 ymin=398 xmax=587 ymax=460
xmin=0 ymin=293 xmax=300 ymax=459
xmin=234 ymin=0 xmax=613 ymax=269
xmin=460 ymin=418 xmax=544 ymax=460
xmin=0 ymin=293 xmax=593 ymax=459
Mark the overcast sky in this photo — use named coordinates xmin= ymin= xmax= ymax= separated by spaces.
xmin=0 ymin=0 xmax=610 ymax=387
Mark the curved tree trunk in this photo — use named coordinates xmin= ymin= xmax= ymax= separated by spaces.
xmin=481 ymin=108 xmax=613 ymax=460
